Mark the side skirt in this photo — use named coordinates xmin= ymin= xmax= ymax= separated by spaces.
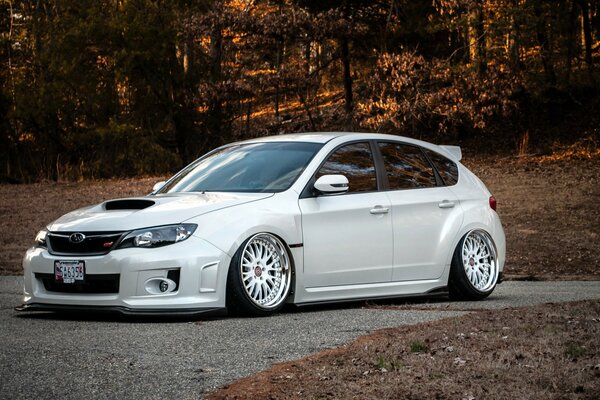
xmin=294 ymin=285 xmax=449 ymax=307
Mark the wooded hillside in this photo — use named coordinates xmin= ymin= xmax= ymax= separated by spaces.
xmin=1 ymin=0 xmax=599 ymax=181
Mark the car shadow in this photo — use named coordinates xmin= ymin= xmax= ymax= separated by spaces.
xmin=12 ymin=293 xmax=474 ymax=322
xmin=284 ymin=292 xmax=453 ymax=314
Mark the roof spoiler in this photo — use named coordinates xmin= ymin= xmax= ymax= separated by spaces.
xmin=439 ymin=145 xmax=462 ymax=161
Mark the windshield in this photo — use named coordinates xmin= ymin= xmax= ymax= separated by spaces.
xmin=158 ymin=142 xmax=323 ymax=193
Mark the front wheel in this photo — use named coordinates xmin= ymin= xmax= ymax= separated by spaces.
xmin=449 ymin=229 xmax=499 ymax=300
xmin=226 ymin=233 xmax=293 ymax=317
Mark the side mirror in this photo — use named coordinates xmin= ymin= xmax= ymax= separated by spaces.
xmin=314 ymin=174 xmax=349 ymax=195
xmin=152 ymin=181 xmax=166 ymax=193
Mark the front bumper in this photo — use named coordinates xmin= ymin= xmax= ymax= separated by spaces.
xmin=18 ymin=235 xmax=231 ymax=314
xmin=15 ymin=303 xmax=225 ymax=316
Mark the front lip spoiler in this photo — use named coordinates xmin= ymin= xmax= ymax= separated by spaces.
xmin=15 ymin=303 xmax=226 ymax=317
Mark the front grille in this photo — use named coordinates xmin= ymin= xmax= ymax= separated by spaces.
xmin=47 ymin=232 xmax=124 ymax=255
xmin=36 ymin=273 xmax=120 ymax=294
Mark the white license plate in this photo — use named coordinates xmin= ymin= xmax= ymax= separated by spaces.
xmin=54 ymin=261 xmax=85 ymax=284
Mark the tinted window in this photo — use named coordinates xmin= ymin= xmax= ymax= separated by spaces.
xmin=423 ymin=148 xmax=459 ymax=186
xmin=378 ymin=142 xmax=436 ymax=189
xmin=158 ymin=142 xmax=322 ymax=193
xmin=317 ymin=142 xmax=377 ymax=193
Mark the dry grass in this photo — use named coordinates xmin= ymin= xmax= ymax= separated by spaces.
xmin=208 ymin=300 xmax=600 ymax=399
xmin=464 ymin=155 xmax=600 ymax=279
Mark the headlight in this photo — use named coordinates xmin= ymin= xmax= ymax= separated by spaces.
xmin=35 ymin=229 xmax=48 ymax=248
xmin=117 ymin=224 xmax=197 ymax=249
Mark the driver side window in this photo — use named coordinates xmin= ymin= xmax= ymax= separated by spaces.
xmin=316 ymin=142 xmax=377 ymax=193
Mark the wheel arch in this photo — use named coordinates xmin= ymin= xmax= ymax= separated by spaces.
xmin=442 ymin=213 xmax=505 ymax=285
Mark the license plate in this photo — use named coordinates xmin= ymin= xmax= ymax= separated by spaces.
xmin=54 ymin=261 xmax=85 ymax=284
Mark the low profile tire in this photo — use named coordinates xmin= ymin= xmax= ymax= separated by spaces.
xmin=226 ymin=233 xmax=293 ymax=317
xmin=449 ymin=229 xmax=499 ymax=300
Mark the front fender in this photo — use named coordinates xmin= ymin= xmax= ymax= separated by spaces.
xmin=186 ymin=191 xmax=303 ymax=258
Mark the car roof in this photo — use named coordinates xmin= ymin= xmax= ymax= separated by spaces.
xmin=238 ymin=132 xmax=434 ymax=146
xmin=239 ymin=132 xmax=347 ymax=144
xmin=236 ymin=132 xmax=459 ymax=160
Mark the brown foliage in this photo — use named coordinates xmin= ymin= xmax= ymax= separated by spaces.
xmin=356 ymin=52 xmax=521 ymax=139
xmin=2 ymin=0 xmax=600 ymax=181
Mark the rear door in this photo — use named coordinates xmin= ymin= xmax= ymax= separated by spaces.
xmin=377 ymin=142 xmax=463 ymax=281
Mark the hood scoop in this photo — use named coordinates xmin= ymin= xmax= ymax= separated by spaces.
xmin=104 ymin=199 xmax=155 ymax=211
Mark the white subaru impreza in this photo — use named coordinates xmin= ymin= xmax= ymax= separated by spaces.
xmin=18 ymin=133 xmax=505 ymax=317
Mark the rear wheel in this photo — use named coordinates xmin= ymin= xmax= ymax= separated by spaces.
xmin=226 ymin=233 xmax=292 ymax=317
xmin=449 ymin=229 xmax=499 ymax=300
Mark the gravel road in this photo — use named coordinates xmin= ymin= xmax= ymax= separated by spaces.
xmin=1 ymin=277 xmax=600 ymax=399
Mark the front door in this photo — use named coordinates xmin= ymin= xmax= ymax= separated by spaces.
xmin=299 ymin=142 xmax=393 ymax=287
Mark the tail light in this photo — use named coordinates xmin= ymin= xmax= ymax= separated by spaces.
xmin=489 ymin=195 xmax=497 ymax=211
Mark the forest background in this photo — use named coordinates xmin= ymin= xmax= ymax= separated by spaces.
xmin=1 ymin=0 xmax=599 ymax=182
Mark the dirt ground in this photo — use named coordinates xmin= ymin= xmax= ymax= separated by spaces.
xmin=207 ymin=300 xmax=600 ymax=399
xmin=464 ymin=155 xmax=599 ymax=279
xmin=0 ymin=156 xmax=598 ymax=278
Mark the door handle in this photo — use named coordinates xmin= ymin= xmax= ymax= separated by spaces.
xmin=438 ymin=200 xmax=455 ymax=209
xmin=370 ymin=206 xmax=390 ymax=215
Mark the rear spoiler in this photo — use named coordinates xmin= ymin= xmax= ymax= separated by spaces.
xmin=439 ymin=145 xmax=462 ymax=161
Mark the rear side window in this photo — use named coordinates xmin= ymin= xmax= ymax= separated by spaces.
xmin=378 ymin=142 xmax=436 ymax=189
xmin=423 ymin=148 xmax=459 ymax=186
xmin=316 ymin=142 xmax=377 ymax=193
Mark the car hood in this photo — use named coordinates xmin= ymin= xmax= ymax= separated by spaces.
xmin=47 ymin=192 xmax=273 ymax=232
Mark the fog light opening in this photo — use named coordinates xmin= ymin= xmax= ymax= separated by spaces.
xmin=144 ymin=277 xmax=177 ymax=295
xmin=159 ymin=280 xmax=169 ymax=293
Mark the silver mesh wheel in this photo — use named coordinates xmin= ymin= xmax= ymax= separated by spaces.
xmin=461 ymin=230 xmax=499 ymax=292
xmin=240 ymin=233 xmax=291 ymax=309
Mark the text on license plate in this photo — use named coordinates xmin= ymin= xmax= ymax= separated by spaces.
xmin=54 ymin=261 xmax=85 ymax=284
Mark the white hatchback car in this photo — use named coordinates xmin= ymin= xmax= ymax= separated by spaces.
xmin=18 ymin=133 xmax=505 ymax=316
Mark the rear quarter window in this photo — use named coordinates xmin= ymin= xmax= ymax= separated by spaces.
xmin=423 ymin=148 xmax=459 ymax=186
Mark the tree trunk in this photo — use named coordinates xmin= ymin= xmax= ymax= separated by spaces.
xmin=182 ymin=29 xmax=194 ymax=78
xmin=6 ymin=0 xmax=16 ymax=104
xmin=579 ymin=0 xmax=594 ymax=69
xmin=340 ymin=36 xmax=353 ymax=115
xmin=245 ymin=99 xmax=251 ymax=136
xmin=475 ymin=2 xmax=486 ymax=75
xmin=566 ymin=0 xmax=579 ymax=82
xmin=509 ymin=0 xmax=521 ymax=72
xmin=207 ymin=19 xmax=223 ymax=145
xmin=534 ymin=1 xmax=556 ymax=84
xmin=274 ymin=40 xmax=281 ymax=120
xmin=469 ymin=1 xmax=486 ymax=75
xmin=305 ymin=39 xmax=311 ymax=102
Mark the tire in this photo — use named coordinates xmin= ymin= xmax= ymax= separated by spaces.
xmin=448 ymin=229 xmax=499 ymax=300
xmin=226 ymin=233 xmax=293 ymax=317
